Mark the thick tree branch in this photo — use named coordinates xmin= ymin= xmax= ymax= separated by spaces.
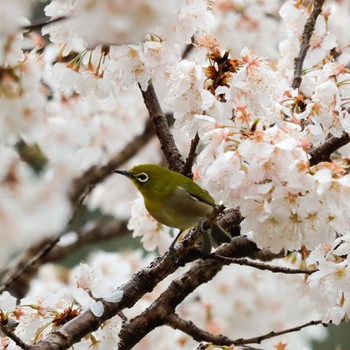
xmin=140 ymin=81 xmax=184 ymax=172
xmin=28 ymin=229 xmax=207 ymax=350
xmin=28 ymin=226 xmax=267 ymax=350
xmin=118 ymin=236 xmax=281 ymax=350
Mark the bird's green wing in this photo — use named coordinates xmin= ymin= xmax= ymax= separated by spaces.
xmin=180 ymin=178 xmax=216 ymax=207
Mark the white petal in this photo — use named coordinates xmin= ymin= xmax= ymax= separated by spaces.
xmin=73 ymin=288 xmax=92 ymax=308
xmin=91 ymin=301 xmax=104 ymax=317
xmin=104 ymin=290 xmax=124 ymax=303
xmin=0 ymin=291 xmax=17 ymax=313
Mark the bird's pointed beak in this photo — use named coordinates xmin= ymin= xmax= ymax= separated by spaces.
xmin=112 ymin=169 xmax=135 ymax=179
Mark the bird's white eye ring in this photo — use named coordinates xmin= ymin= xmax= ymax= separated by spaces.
xmin=137 ymin=173 xmax=149 ymax=183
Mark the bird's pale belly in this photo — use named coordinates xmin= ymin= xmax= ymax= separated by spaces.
xmin=145 ymin=188 xmax=214 ymax=229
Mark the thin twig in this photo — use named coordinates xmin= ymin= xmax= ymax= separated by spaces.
xmin=23 ymin=16 xmax=67 ymax=31
xmin=182 ymin=132 xmax=200 ymax=178
xmin=167 ymin=317 xmax=325 ymax=348
xmin=1 ymin=323 xmax=30 ymax=349
xmin=292 ymin=0 xmax=325 ymax=89
xmin=0 ymin=236 xmax=61 ymax=295
xmin=166 ymin=313 xmax=325 ymax=347
xmin=140 ymin=81 xmax=184 ymax=172
xmin=209 ymin=254 xmax=317 ymax=275
xmin=234 ymin=320 xmax=325 ymax=345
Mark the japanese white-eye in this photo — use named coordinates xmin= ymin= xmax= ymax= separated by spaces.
xmin=112 ymin=164 xmax=231 ymax=253
xmin=113 ymin=164 xmax=214 ymax=228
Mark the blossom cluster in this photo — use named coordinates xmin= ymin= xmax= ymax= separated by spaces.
xmin=43 ymin=0 xmax=213 ymax=98
xmin=196 ymin=122 xmax=350 ymax=254
xmin=0 ymin=0 xmax=34 ymax=66
xmin=0 ymin=257 xmax=123 ymax=349
xmin=308 ymin=235 xmax=350 ymax=325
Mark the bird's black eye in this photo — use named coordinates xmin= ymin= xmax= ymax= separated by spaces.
xmin=137 ymin=173 xmax=149 ymax=183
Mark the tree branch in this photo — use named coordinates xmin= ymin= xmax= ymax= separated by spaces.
xmin=23 ymin=16 xmax=68 ymax=31
xmin=166 ymin=313 xmax=234 ymax=346
xmin=1 ymin=323 xmax=29 ymax=349
xmin=0 ymin=234 xmax=61 ymax=296
xmin=1 ymin=220 xmax=128 ymax=299
xmin=118 ymin=236 xmax=280 ymax=350
xmin=168 ymin=318 xmax=326 ymax=348
xmin=182 ymin=132 xmax=200 ymax=178
xmin=182 ymin=42 xmax=195 ymax=60
xmin=167 ymin=315 xmax=325 ymax=349
xmin=308 ymin=131 xmax=350 ymax=166
xmin=140 ymin=81 xmax=184 ymax=172
xmin=28 ymin=230 xmax=207 ymax=350
xmin=208 ymin=254 xmax=316 ymax=275
xmin=0 ymin=183 xmax=93 ymax=296
xmin=292 ymin=0 xmax=325 ymax=89
xmin=28 ymin=231 xmax=263 ymax=350
xmin=166 ymin=314 xmax=264 ymax=350
xmin=233 ymin=320 xmax=325 ymax=346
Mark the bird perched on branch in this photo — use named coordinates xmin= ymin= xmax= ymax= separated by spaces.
xmin=113 ymin=164 xmax=231 ymax=257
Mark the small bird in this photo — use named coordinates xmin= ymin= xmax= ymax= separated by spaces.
xmin=113 ymin=164 xmax=231 ymax=255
